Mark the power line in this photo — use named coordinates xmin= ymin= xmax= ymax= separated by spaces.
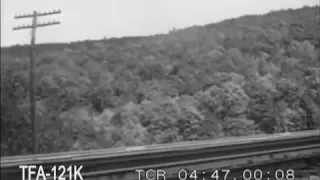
xmin=13 ymin=9 xmax=61 ymax=154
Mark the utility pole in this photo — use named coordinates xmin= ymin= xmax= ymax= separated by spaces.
xmin=13 ymin=10 xmax=61 ymax=154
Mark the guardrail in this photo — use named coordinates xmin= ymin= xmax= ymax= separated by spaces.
xmin=1 ymin=130 xmax=320 ymax=180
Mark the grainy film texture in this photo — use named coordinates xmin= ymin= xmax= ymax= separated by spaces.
xmin=1 ymin=1 xmax=319 ymax=179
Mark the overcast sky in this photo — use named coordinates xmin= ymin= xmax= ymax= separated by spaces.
xmin=1 ymin=0 xmax=318 ymax=47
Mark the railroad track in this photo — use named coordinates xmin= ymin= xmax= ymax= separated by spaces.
xmin=1 ymin=130 xmax=320 ymax=180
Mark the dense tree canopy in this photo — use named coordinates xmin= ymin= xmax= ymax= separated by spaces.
xmin=1 ymin=6 xmax=319 ymax=156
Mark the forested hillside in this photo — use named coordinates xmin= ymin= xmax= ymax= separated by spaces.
xmin=1 ymin=6 xmax=319 ymax=156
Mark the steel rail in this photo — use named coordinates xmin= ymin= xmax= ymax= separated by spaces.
xmin=41 ymin=144 xmax=319 ymax=180
xmin=1 ymin=130 xmax=319 ymax=180
xmin=2 ymin=139 xmax=320 ymax=180
xmin=2 ymin=130 xmax=319 ymax=164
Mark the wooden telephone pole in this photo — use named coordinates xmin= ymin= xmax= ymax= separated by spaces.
xmin=13 ymin=10 xmax=61 ymax=154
